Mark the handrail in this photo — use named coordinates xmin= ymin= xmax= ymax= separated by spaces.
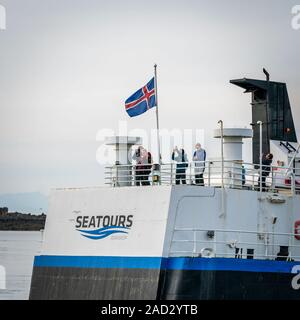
xmin=173 ymin=227 xmax=298 ymax=237
xmin=169 ymin=227 xmax=300 ymax=261
xmin=104 ymin=160 xmax=300 ymax=194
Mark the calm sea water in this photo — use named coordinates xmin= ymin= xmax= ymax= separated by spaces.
xmin=0 ymin=231 xmax=42 ymax=300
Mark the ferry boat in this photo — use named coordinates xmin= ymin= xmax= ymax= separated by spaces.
xmin=29 ymin=74 xmax=300 ymax=300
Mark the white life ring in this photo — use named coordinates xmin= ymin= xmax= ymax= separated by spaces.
xmin=200 ymin=247 xmax=215 ymax=258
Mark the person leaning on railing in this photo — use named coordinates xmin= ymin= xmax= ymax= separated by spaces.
xmin=172 ymin=147 xmax=188 ymax=185
xmin=257 ymin=153 xmax=273 ymax=191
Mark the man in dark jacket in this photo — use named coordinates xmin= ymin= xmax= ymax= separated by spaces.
xmin=258 ymin=153 xmax=273 ymax=191
xmin=172 ymin=147 xmax=188 ymax=185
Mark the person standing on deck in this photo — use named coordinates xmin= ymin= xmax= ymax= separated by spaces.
xmin=172 ymin=147 xmax=188 ymax=185
xmin=132 ymin=146 xmax=145 ymax=186
xmin=142 ymin=148 xmax=153 ymax=186
xmin=257 ymin=153 xmax=273 ymax=191
xmin=193 ymin=143 xmax=206 ymax=186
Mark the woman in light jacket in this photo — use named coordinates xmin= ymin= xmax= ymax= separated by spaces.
xmin=193 ymin=143 xmax=206 ymax=186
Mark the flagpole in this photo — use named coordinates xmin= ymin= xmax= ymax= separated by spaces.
xmin=154 ymin=64 xmax=161 ymax=165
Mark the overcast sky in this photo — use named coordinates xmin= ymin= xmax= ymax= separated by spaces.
xmin=0 ymin=0 xmax=299 ymax=195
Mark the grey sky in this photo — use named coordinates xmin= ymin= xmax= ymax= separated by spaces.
xmin=0 ymin=0 xmax=299 ymax=195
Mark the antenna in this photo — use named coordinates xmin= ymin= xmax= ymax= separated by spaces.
xmin=263 ymin=68 xmax=270 ymax=148
xmin=263 ymin=68 xmax=270 ymax=81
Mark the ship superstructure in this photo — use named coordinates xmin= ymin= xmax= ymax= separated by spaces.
xmin=29 ymin=75 xmax=300 ymax=300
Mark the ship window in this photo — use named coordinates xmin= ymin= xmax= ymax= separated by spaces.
xmin=247 ymin=249 xmax=254 ymax=259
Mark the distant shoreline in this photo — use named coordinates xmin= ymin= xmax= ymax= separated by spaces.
xmin=0 ymin=230 xmax=43 ymax=232
xmin=0 ymin=209 xmax=46 ymax=231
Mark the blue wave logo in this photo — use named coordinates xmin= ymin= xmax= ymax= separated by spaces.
xmin=77 ymin=226 xmax=130 ymax=240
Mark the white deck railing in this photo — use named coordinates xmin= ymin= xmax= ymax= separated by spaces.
xmin=169 ymin=228 xmax=300 ymax=261
xmin=105 ymin=160 xmax=300 ymax=195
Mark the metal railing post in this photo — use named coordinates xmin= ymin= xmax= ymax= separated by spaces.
xmin=218 ymin=120 xmax=224 ymax=189
xmin=193 ymin=229 xmax=197 ymax=257
xmin=265 ymin=234 xmax=268 ymax=259
xmin=257 ymin=121 xmax=263 ymax=197
xmin=133 ymin=165 xmax=136 ymax=186
xmin=110 ymin=167 xmax=113 ymax=187
xmin=291 ymin=173 xmax=296 ymax=196
xmin=213 ymin=230 xmax=217 ymax=257
xmin=288 ymin=233 xmax=292 ymax=261
xmin=208 ymin=161 xmax=211 ymax=187
xmin=116 ymin=165 xmax=119 ymax=187
xmin=271 ymin=166 xmax=274 ymax=191
xmin=218 ymin=120 xmax=226 ymax=217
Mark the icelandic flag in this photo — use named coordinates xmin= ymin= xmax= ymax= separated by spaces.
xmin=125 ymin=78 xmax=156 ymax=117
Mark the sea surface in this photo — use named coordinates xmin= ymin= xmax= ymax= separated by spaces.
xmin=0 ymin=231 xmax=42 ymax=300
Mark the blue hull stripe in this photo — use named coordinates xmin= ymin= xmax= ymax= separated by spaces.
xmin=33 ymin=256 xmax=300 ymax=274
xmin=34 ymin=256 xmax=162 ymax=269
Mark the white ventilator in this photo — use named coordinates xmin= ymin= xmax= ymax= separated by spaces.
xmin=214 ymin=128 xmax=253 ymax=188
xmin=105 ymin=136 xmax=142 ymax=187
